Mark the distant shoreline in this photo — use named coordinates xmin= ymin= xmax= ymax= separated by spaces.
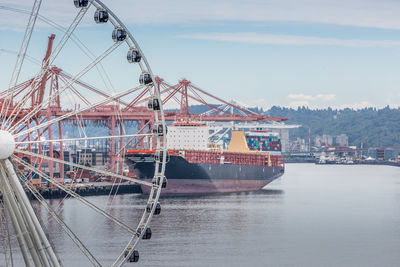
xmin=286 ymin=160 xmax=400 ymax=167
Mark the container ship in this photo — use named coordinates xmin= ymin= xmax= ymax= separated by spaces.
xmin=126 ymin=122 xmax=285 ymax=195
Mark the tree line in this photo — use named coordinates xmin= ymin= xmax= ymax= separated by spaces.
xmin=265 ymin=106 xmax=400 ymax=148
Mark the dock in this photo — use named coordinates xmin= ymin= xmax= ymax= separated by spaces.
xmin=0 ymin=182 xmax=142 ymax=200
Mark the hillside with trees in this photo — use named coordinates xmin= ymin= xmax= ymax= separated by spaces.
xmin=266 ymin=106 xmax=400 ymax=148
xmin=179 ymin=105 xmax=400 ymax=148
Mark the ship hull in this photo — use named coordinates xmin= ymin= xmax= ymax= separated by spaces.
xmin=127 ymin=154 xmax=284 ymax=196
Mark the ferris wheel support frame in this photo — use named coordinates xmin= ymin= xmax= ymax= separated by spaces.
xmin=4 ymin=159 xmax=61 ymax=267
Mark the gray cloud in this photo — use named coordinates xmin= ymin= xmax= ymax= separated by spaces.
xmin=2 ymin=0 xmax=400 ymax=29
xmin=181 ymin=32 xmax=400 ymax=47
xmin=288 ymin=94 xmax=336 ymax=101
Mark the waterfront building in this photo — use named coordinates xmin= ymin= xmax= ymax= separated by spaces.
xmin=336 ymin=134 xmax=349 ymax=146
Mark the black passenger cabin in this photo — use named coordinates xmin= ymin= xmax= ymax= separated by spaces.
xmin=139 ymin=73 xmax=152 ymax=85
xmin=142 ymin=228 xmax=152 ymax=240
xmin=129 ymin=250 xmax=139 ymax=262
xmin=94 ymin=9 xmax=109 ymax=23
xmin=74 ymin=0 xmax=88 ymax=8
xmin=112 ymin=27 xmax=126 ymax=42
xmin=148 ymin=97 xmax=160 ymax=110
xmin=146 ymin=202 xmax=161 ymax=215
xmin=152 ymin=175 xmax=168 ymax=188
xmin=153 ymin=123 xmax=166 ymax=136
xmin=127 ymin=49 xmax=142 ymax=63
xmin=124 ymin=250 xmax=139 ymax=263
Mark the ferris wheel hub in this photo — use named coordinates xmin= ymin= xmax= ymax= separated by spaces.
xmin=0 ymin=130 xmax=15 ymax=159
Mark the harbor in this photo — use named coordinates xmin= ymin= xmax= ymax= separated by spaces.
xmin=5 ymin=164 xmax=399 ymax=266
xmin=1 ymin=0 xmax=400 ymax=266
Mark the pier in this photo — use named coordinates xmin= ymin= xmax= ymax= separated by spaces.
xmin=0 ymin=182 xmax=142 ymax=200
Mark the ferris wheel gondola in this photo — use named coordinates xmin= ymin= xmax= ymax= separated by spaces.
xmin=94 ymin=8 xmax=109 ymax=23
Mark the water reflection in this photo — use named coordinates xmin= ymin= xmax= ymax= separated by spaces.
xmin=4 ymin=164 xmax=400 ymax=266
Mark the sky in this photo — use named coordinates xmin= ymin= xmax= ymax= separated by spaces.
xmin=1 ymin=0 xmax=400 ymax=109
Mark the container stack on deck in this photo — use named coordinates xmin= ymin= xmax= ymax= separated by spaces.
xmin=245 ymin=134 xmax=282 ymax=152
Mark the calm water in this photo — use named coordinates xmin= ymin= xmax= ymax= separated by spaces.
xmin=4 ymin=164 xmax=400 ymax=266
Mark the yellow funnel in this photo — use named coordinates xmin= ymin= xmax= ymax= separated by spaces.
xmin=227 ymin=130 xmax=250 ymax=153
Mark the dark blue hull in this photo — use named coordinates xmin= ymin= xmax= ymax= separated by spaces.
xmin=127 ymin=154 xmax=284 ymax=195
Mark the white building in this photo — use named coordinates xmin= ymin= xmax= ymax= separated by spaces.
xmin=167 ymin=123 xmax=209 ymax=150
xmin=322 ymin=134 xmax=333 ymax=146
xmin=336 ymin=134 xmax=349 ymax=146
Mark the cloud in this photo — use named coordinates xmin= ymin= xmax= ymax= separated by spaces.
xmin=287 ymin=93 xmax=336 ymax=108
xmin=181 ymin=33 xmax=400 ymax=48
xmin=288 ymin=94 xmax=336 ymax=101
xmin=288 ymin=101 xmax=310 ymax=108
xmin=2 ymin=0 xmax=400 ymax=29
xmin=336 ymin=101 xmax=372 ymax=109
xmin=254 ymin=98 xmax=265 ymax=104
xmin=288 ymin=100 xmax=377 ymax=109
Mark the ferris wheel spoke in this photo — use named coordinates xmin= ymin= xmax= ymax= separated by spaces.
xmin=14 ymin=149 xmax=153 ymax=187
xmin=0 ymin=167 xmax=34 ymax=267
xmin=12 ymin=156 xmax=138 ymax=236
xmin=113 ymin=184 xmax=161 ymax=267
xmin=1 ymin=5 xmax=119 ymax=108
xmin=0 ymin=197 xmax=15 ymax=266
xmin=1 ymin=6 xmax=125 ymax=107
xmin=60 ymin=72 xmax=129 ymax=106
xmin=16 ymin=133 xmax=154 ymax=145
xmin=8 ymin=41 xmax=121 ymax=132
xmin=1 ymin=160 xmax=60 ymax=267
xmin=118 ymin=121 xmax=151 ymax=153
xmin=47 ymin=3 xmax=91 ymax=67
xmin=60 ymin=78 xmax=91 ymax=106
xmin=0 ymin=48 xmax=41 ymax=66
xmin=14 ymin=83 xmax=145 ymax=138
xmin=21 ymin=181 xmax=101 ymax=267
xmin=9 ymin=42 xmax=123 ymax=133
xmin=0 ymin=0 xmax=43 ymax=128
xmin=1 ymin=81 xmax=41 ymax=131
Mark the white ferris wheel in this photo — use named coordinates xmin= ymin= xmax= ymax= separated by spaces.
xmin=0 ymin=0 xmax=167 ymax=266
